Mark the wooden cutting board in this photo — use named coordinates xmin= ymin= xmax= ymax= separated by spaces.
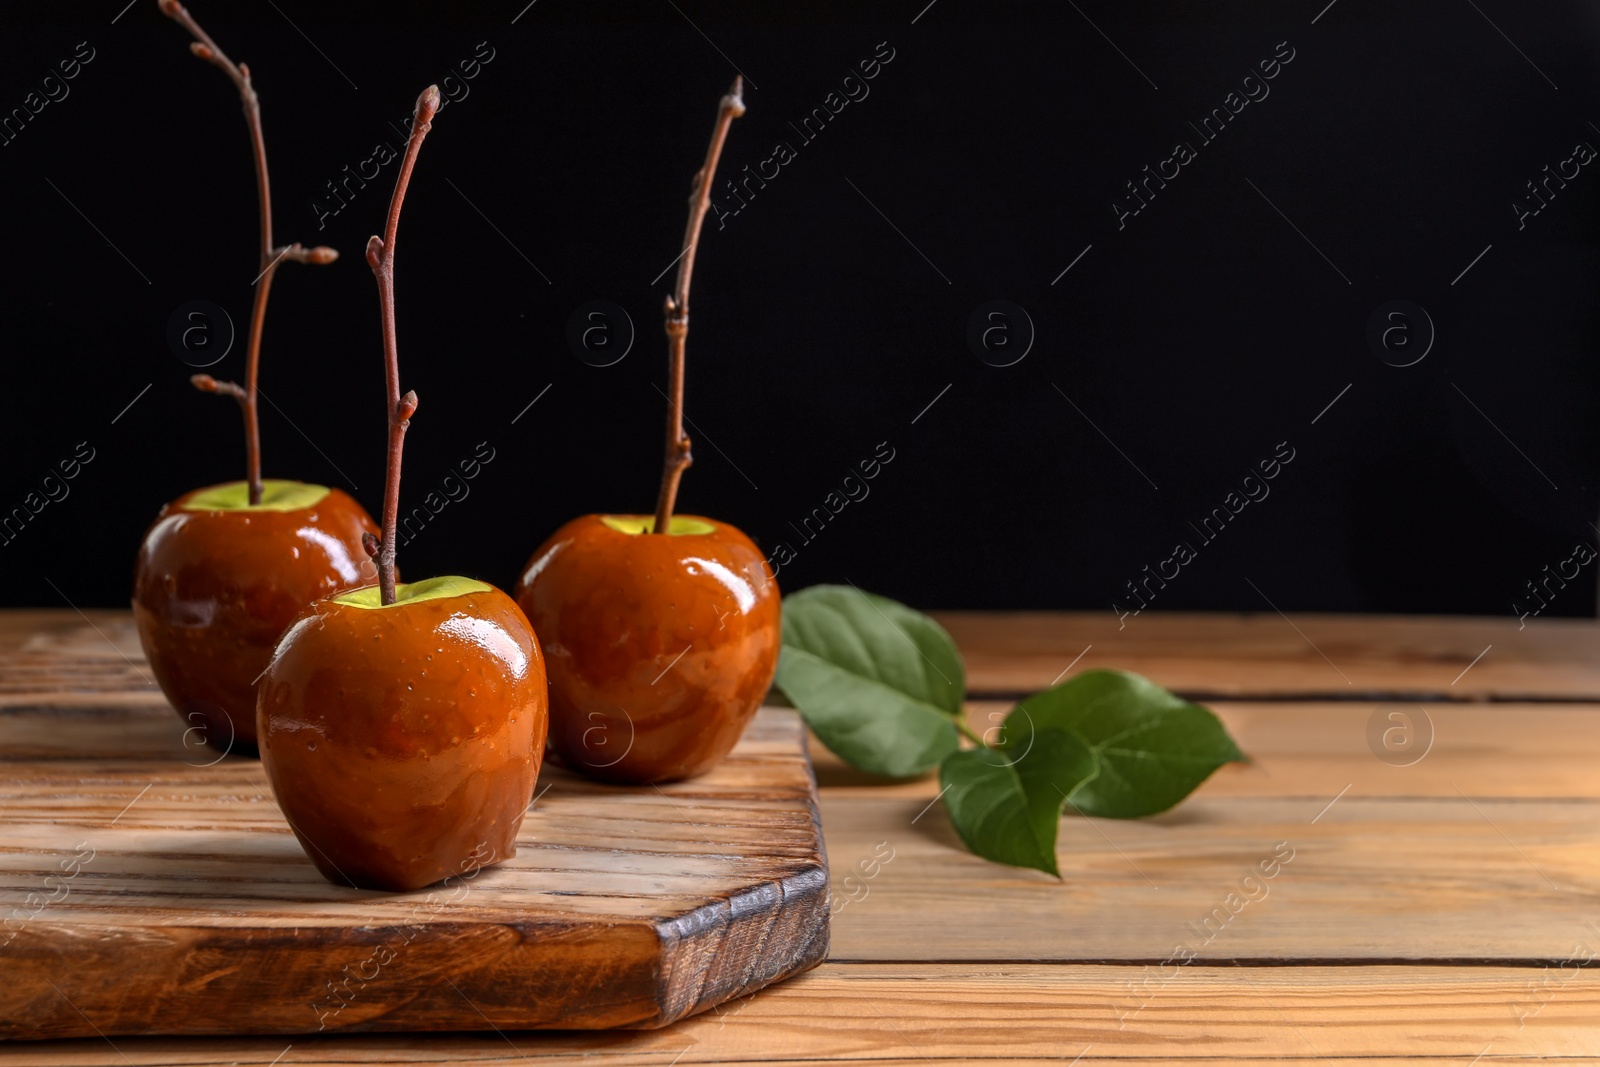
xmin=0 ymin=616 xmax=830 ymax=1040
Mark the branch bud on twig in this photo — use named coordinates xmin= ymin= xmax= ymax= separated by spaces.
xmin=279 ymin=243 xmax=340 ymax=266
xmin=724 ymin=75 xmax=746 ymax=117
xmin=190 ymin=374 xmax=246 ymax=401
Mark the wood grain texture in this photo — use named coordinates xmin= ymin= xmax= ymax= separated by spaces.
xmin=0 ymin=619 xmax=829 ymax=1040
xmin=813 ymin=700 xmax=1600 ymax=798
xmin=934 ymin=610 xmax=1600 ymax=700
xmin=1 ymin=963 xmax=1595 ymax=1063
xmin=821 ymin=794 xmax=1600 ymax=962
xmin=5 ymin=610 xmax=1597 ymax=1065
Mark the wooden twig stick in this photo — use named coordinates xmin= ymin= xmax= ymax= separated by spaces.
xmin=652 ymin=77 xmax=745 ymax=533
xmin=364 ymin=86 xmax=441 ymax=605
xmin=158 ymin=0 xmax=337 ymax=505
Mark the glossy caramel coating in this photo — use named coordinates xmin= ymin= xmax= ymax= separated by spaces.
xmin=515 ymin=514 xmax=780 ymax=784
xmin=132 ymin=484 xmax=379 ymax=755
xmin=257 ymin=584 xmax=547 ymax=891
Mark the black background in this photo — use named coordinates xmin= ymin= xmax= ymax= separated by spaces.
xmin=2 ymin=0 xmax=1598 ymax=618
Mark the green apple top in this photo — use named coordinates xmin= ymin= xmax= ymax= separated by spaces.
xmin=182 ymin=480 xmax=332 ymax=512
xmin=331 ymin=575 xmax=493 ymax=609
xmin=600 ymin=515 xmax=715 ymax=536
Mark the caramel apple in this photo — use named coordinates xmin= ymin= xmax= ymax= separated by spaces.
xmin=258 ymin=577 xmax=545 ymax=891
xmin=259 ymin=85 xmax=545 ymax=890
xmin=516 ymin=80 xmax=776 ymax=784
xmin=135 ymin=2 xmax=362 ymax=754
xmin=516 ymin=514 xmax=778 ymax=783
xmin=133 ymin=481 xmax=377 ymax=754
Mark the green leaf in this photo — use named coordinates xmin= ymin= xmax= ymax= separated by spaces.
xmin=1006 ymin=669 xmax=1244 ymax=818
xmin=939 ymin=728 xmax=1097 ymax=876
xmin=940 ymin=748 xmax=1047 ymax=873
xmin=775 ymin=585 xmax=965 ymax=777
xmin=1009 ymin=726 xmax=1101 ymax=861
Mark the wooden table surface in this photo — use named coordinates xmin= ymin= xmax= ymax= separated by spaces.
xmin=5 ymin=609 xmax=1600 ymax=1064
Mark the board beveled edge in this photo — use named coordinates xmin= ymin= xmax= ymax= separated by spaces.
xmin=2 ymin=916 xmax=672 ymax=1039
xmin=649 ymin=724 xmax=833 ymax=1028
xmin=3 ymin=850 xmax=831 ymax=1041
